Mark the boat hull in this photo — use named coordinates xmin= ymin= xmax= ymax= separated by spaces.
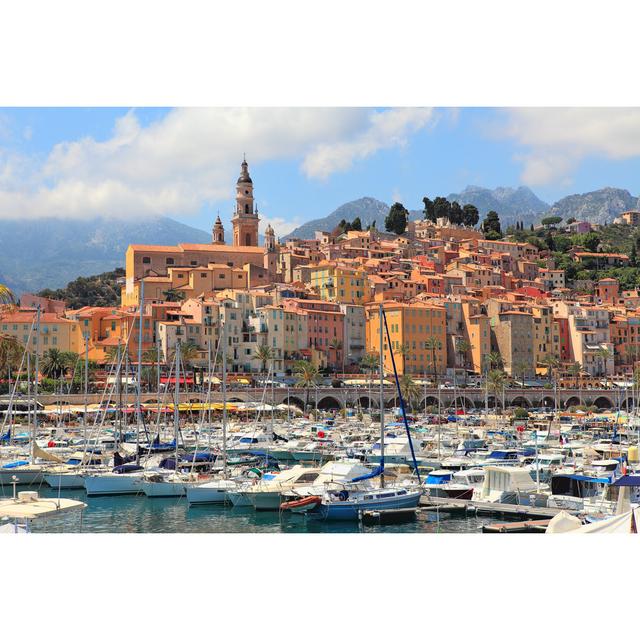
xmin=228 ymin=491 xmax=252 ymax=507
xmin=186 ymin=484 xmax=231 ymax=505
xmin=141 ymin=481 xmax=192 ymax=497
xmin=84 ymin=474 xmax=143 ymax=496
xmin=0 ymin=468 xmax=44 ymax=486
xmin=247 ymin=491 xmax=282 ymax=511
xmin=43 ymin=473 xmax=86 ymax=489
xmin=319 ymin=491 xmax=421 ymax=521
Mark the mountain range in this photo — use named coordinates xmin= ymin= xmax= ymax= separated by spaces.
xmin=0 ymin=217 xmax=211 ymax=295
xmin=2 ymin=185 xmax=640 ymax=295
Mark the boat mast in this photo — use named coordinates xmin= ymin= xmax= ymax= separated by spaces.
xmin=136 ymin=278 xmax=144 ymax=436
xmin=116 ymin=339 xmax=122 ymax=448
xmin=379 ymin=304 xmax=384 ymax=489
xmin=222 ymin=318 xmax=228 ymax=480
xmin=84 ymin=333 xmax=89 ymax=445
xmin=174 ymin=339 xmax=181 ymax=472
xmin=31 ymin=305 xmax=41 ymax=465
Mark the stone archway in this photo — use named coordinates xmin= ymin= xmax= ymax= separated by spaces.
xmin=317 ymin=396 xmax=342 ymax=411
xmin=594 ymin=396 xmax=613 ymax=410
xmin=564 ymin=396 xmax=581 ymax=409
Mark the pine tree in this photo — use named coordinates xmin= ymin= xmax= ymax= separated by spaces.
xmin=385 ymin=202 xmax=409 ymax=235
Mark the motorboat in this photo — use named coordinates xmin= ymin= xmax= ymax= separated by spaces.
xmin=423 ymin=469 xmax=474 ymax=500
xmin=243 ymin=465 xmax=321 ymax=511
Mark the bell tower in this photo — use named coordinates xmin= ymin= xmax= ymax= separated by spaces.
xmin=212 ymin=215 xmax=225 ymax=244
xmin=232 ymin=156 xmax=259 ymax=247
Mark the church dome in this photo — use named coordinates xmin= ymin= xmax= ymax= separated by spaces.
xmin=237 ymin=159 xmax=253 ymax=184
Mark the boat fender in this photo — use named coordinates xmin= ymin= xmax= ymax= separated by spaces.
xmin=338 ymin=490 xmax=349 ymax=501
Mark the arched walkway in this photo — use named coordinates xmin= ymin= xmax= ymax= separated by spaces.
xmin=594 ymin=396 xmax=613 ymax=409
xmin=317 ymin=396 xmax=342 ymax=411
xmin=509 ymin=396 xmax=531 ymax=408
xmin=564 ymin=396 xmax=581 ymax=409
xmin=284 ymin=396 xmax=305 ymax=410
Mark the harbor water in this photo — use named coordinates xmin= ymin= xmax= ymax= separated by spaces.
xmin=26 ymin=486 xmax=497 ymax=533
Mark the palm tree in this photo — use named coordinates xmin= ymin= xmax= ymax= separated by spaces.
xmin=395 ymin=342 xmax=411 ymax=374
xmin=399 ymin=374 xmax=421 ymax=411
xmin=540 ymin=353 xmax=559 ymax=383
xmin=360 ymin=351 xmax=379 ymax=411
xmin=455 ymin=339 xmax=471 ymax=385
xmin=567 ymin=361 xmax=584 ymax=407
xmin=0 ymin=334 xmax=24 ymax=388
xmin=627 ymin=344 xmax=639 ymax=368
xmin=513 ymin=362 xmax=529 ymax=389
xmin=253 ymin=344 xmax=274 ymax=376
xmin=596 ymin=346 xmax=612 ymax=388
xmin=178 ymin=342 xmax=201 ymax=389
xmin=294 ymin=360 xmax=320 ymax=412
xmin=567 ymin=362 xmax=582 ymax=388
xmin=41 ymin=348 xmax=69 ymax=381
xmin=0 ymin=284 xmax=16 ymax=307
xmin=486 ymin=369 xmax=507 ymax=413
xmin=425 ymin=337 xmax=441 ymax=386
xmin=485 ymin=351 xmax=504 ymax=371
xmin=329 ymin=338 xmax=343 ymax=373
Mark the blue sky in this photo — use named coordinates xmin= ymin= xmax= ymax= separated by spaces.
xmin=1 ymin=107 xmax=640 ymax=236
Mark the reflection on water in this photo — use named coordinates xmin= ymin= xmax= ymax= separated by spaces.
xmin=31 ymin=487 xmax=496 ymax=534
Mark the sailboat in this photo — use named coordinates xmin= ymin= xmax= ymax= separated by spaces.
xmin=186 ymin=321 xmax=238 ymax=505
xmin=295 ymin=305 xmax=422 ymax=521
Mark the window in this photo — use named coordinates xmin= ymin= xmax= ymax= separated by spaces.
xmin=142 ymin=256 xmax=151 ymax=264
xmin=201 ymin=273 xmax=207 ymax=278
xmin=166 ymin=257 xmax=174 ymax=265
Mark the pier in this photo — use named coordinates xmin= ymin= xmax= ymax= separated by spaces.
xmin=419 ymin=495 xmax=579 ymax=519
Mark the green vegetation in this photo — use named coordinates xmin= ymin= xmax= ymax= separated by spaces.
xmin=422 ymin=196 xmax=479 ymax=227
xmin=481 ymin=211 xmax=502 ymax=239
xmin=385 ymin=202 xmax=409 ymax=235
xmin=38 ymin=268 xmax=125 ymax=309
xmin=504 ymin=220 xmax=640 ymax=290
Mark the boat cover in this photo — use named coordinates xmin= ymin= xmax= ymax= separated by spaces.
xmin=349 ymin=463 xmax=384 ymax=483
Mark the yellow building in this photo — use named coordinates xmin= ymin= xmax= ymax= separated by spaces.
xmin=0 ymin=309 xmax=83 ymax=356
xmin=309 ymin=263 xmax=370 ymax=305
xmin=461 ymin=301 xmax=491 ymax=374
xmin=365 ymin=301 xmax=447 ymax=376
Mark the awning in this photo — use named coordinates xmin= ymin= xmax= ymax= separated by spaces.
xmin=614 ymin=475 xmax=640 ymax=487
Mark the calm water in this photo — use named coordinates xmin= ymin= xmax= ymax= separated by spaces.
xmin=28 ymin=486 xmax=497 ymax=533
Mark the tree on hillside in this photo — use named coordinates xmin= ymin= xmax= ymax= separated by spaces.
xmin=541 ymin=216 xmax=562 ymax=228
xmin=422 ymin=197 xmax=436 ymax=222
xmin=433 ymin=197 xmax=451 ymax=222
xmin=462 ymin=204 xmax=479 ymax=227
xmin=351 ymin=217 xmax=362 ymax=232
xmin=385 ymin=202 xmax=409 ymax=235
xmin=449 ymin=201 xmax=464 ymax=225
xmin=482 ymin=211 xmax=502 ymax=240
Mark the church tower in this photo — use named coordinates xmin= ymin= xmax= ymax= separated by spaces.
xmin=212 ymin=215 xmax=225 ymax=244
xmin=232 ymin=157 xmax=259 ymax=247
xmin=264 ymin=223 xmax=276 ymax=252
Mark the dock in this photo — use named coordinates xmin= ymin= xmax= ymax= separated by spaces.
xmin=419 ymin=495 xmax=578 ymax=519
xmin=482 ymin=519 xmax=552 ymax=533
xmin=361 ymin=508 xmax=417 ymax=525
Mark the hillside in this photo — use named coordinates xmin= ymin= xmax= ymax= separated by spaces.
xmin=447 ymin=185 xmax=548 ymax=226
xmin=546 ymin=188 xmax=640 ymax=225
xmin=0 ymin=216 xmax=211 ymax=294
xmin=37 ymin=268 xmax=126 ymax=309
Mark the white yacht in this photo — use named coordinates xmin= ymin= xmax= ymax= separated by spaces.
xmin=243 ymin=465 xmax=321 ymax=511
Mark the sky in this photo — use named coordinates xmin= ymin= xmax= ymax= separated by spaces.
xmin=1 ymin=107 xmax=640 ymax=237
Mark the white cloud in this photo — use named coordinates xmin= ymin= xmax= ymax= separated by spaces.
xmin=259 ymin=215 xmax=300 ymax=238
xmin=0 ymin=107 xmax=436 ymax=221
xmin=302 ymin=108 xmax=436 ymax=179
xmin=391 ymin=188 xmax=403 ymax=204
xmin=495 ymin=108 xmax=640 ymax=185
